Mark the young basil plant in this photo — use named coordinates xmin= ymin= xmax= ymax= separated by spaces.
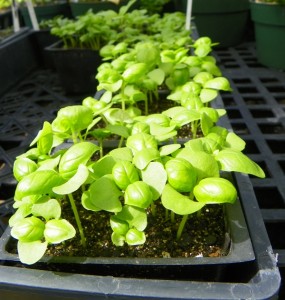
xmin=9 ymin=105 xmax=101 ymax=264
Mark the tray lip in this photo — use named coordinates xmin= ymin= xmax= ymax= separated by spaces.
xmin=0 ymin=27 xmax=31 ymax=48
xmin=44 ymin=40 xmax=101 ymax=55
xmin=0 ymin=189 xmax=255 ymax=266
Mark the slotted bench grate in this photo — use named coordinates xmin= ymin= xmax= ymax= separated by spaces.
xmin=0 ymin=69 xmax=83 ymax=193
xmin=214 ymin=42 xmax=285 ymax=298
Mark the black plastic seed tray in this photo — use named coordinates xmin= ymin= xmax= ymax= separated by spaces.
xmin=213 ymin=42 xmax=285 ymax=298
xmin=0 ymin=29 xmax=283 ymax=299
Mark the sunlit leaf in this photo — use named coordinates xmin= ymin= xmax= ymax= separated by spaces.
xmin=18 ymin=240 xmax=48 ymax=265
xmin=215 ymin=149 xmax=265 ymax=178
xmin=15 ymin=170 xmax=63 ymax=201
xmin=161 ymin=184 xmax=205 ymax=215
xmin=87 ymin=175 xmax=123 ymax=212
xmin=204 ymin=77 xmax=232 ymax=91
xmin=59 ymin=142 xmax=100 ymax=179
xmin=53 ymin=164 xmax=89 ymax=194
xmin=125 ymin=181 xmax=153 ymax=208
xmin=194 ymin=177 xmax=237 ymax=204
xmin=13 ymin=157 xmax=38 ymax=182
xmin=142 ymin=162 xmax=167 ymax=200
xmin=133 ymin=148 xmax=160 ymax=170
xmin=174 ymin=148 xmax=219 ymax=181
xmin=32 ymin=198 xmax=61 ymax=221
xmin=126 ymin=228 xmax=146 ymax=245
xmin=159 ymin=144 xmax=181 ymax=156
xmin=44 ymin=219 xmax=76 ymax=244
xmin=116 ymin=205 xmax=147 ymax=231
xmin=11 ymin=216 xmax=45 ymax=242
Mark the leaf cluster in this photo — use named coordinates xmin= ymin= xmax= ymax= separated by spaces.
xmin=139 ymin=0 xmax=171 ymax=15
xmin=97 ymin=36 xmax=224 ymax=117
xmin=46 ymin=1 xmax=191 ymax=50
xmin=9 ymin=90 xmax=265 ymax=264
xmin=9 ymin=5 xmax=266 ymax=265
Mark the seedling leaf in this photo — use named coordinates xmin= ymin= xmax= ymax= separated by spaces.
xmin=161 ymin=184 xmax=205 ymax=215
xmin=18 ymin=240 xmax=48 ymax=265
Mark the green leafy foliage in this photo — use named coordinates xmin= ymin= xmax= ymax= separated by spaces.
xmin=18 ymin=241 xmax=48 ymax=265
xmin=125 ymin=181 xmax=153 ymax=208
xmin=83 ymin=175 xmax=123 ymax=212
xmin=44 ymin=219 xmax=76 ymax=244
xmin=58 ymin=142 xmax=99 ymax=179
xmin=161 ymin=184 xmax=205 ymax=215
xmin=14 ymin=170 xmax=63 ymax=201
xmin=112 ymin=160 xmax=140 ymax=190
xmin=194 ymin=177 xmax=237 ymax=204
xmin=11 ymin=217 xmax=45 ymax=242
xmin=215 ymin=149 xmax=265 ymax=178
xmin=165 ymin=158 xmax=197 ymax=192
xmin=8 ymin=6 xmax=266 ymax=265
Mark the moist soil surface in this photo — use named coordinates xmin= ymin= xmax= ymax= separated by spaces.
xmin=45 ymin=199 xmax=228 ymax=259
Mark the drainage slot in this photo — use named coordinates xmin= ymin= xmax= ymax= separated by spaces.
xmin=221 ymin=95 xmax=236 ymax=107
xmin=266 ymin=86 xmax=285 ymax=93
xmin=231 ymin=123 xmax=250 ymax=135
xmin=259 ymin=123 xmax=285 ymax=134
xmin=220 ymin=58 xmax=235 ymax=64
xmin=279 ymin=161 xmax=285 ymax=175
xmin=250 ymin=109 xmax=275 ymax=118
xmin=267 ymin=140 xmax=285 ymax=154
xmin=260 ymin=78 xmax=279 ymax=84
xmin=254 ymin=187 xmax=284 ymax=209
xmin=243 ymin=139 xmax=260 ymax=154
xmin=232 ymin=78 xmax=252 ymax=84
xmin=245 ymin=60 xmax=262 ymax=68
xmin=34 ymin=100 xmax=54 ymax=107
xmin=243 ymin=96 xmax=266 ymax=105
xmin=0 ymin=140 xmax=22 ymax=151
xmin=226 ymin=109 xmax=242 ymax=119
xmin=237 ymin=86 xmax=258 ymax=94
xmin=275 ymin=96 xmax=285 ymax=105
xmin=265 ymin=222 xmax=285 ymax=249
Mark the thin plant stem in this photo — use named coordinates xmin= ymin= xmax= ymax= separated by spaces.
xmin=121 ymin=98 xmax=125 ymax=111
xmin=165 ymin=208 xmax=169 ymax=221
xmin=191 ymin=121 xmax=198 ymax=139
xmin=171 ymin=211 xmax=175 ymax=223
xmin=177 ymin=214 xmax=188 ymax=240
xmin=68 ymin=193 xmax=86 ymax=247
xmin=71 ymin=130 xmax=78 ymax=144
xmin=118 ymin=136 xmax=124 ymax=148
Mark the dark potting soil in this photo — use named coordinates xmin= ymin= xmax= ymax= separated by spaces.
xmin=45 ymin=200 xmax=228 ymax=259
